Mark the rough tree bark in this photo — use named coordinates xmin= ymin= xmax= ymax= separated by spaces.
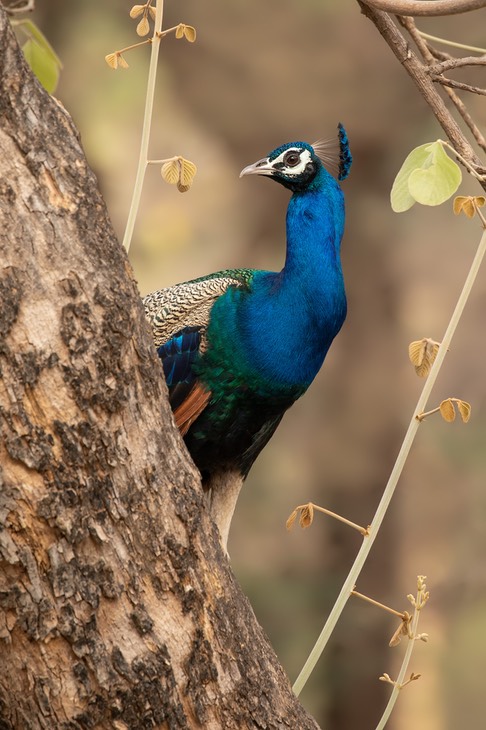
xmin=0 ymin=8 xmax=319 ymax=729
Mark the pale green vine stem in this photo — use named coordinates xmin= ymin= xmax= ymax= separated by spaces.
xmin=440 ymin=139 xmax=486 ymax=182
xmin=293 ymin=224 xmax=486 ymax=697
xmin=418 ymin=30 xmax=486 ymax=54
xmin=122 ymin=0 xmax=164 ymax=253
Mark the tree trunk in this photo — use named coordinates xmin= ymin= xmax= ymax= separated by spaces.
xmin=0 ymin=9 xmax=319 ymax=729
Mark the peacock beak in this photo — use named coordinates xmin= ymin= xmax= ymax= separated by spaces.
xmin=239 ymin=158 xmax=274 ymax=178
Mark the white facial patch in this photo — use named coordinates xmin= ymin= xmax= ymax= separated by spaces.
xmin=271 ymin=147 xmax=312 ymax=177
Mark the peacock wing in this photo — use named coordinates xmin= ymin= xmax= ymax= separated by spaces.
xmin=143 ymin=269 xmax=254 ymax=433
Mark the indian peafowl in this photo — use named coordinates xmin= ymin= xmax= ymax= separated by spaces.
xmin=143 ymin=125 xmax=352 ymax=551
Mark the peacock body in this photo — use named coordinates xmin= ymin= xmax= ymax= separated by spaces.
xmin=143 ymin=125 xmax=352 ymax=550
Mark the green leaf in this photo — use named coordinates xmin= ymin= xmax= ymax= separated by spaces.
xmin=390 ymin=141 xmax=462 ymax=213
xmin=408 ymin=142 xmax=462 ymax=206
xmin=18 ymin=21 xmax=62 ymax=94
xmin=390 ymin=143 xmax=434 ymax=212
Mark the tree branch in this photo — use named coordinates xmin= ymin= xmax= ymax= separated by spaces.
xmin=398 ymin=15 xmax=486 ymax=151
xmin=4 ymin=0 xmax=35 ymax=13
xmin=358 ymin=2 xmax=486 ymax=183
xmin=428 ymin=56 xmax=486 ymax=74
xmin=362 ymin=0 xmax=486 ymax=15
xmin=430 ymin=74 xmax=486 ymax=94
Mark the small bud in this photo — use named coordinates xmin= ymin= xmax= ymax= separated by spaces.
xmin=416 ymin=633 xmax=429 ymax=642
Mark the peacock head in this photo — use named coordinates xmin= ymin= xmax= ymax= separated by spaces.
xmin=240 ymin=123 xmax=351 ymax=193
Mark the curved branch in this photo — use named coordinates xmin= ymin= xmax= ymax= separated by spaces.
xmin=362 ymin=0 xmax=486 ymax=16
xmin=429 ymin=56 xmax=486 ymax=74
xmin=431 ymin=74 xmax=486 ymax=94
xmin=358 ymin=1 xmax=486 ymax=186
xmin=5 ymin=0 xmax=35 ymax=14
xmin=399 ymin=16 xmax=486 ymax=151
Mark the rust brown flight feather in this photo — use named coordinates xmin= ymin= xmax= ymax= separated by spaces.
xmin=174 ymin=382 xmax=211 ymax=436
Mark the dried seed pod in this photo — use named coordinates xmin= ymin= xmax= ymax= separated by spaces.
xmin=105 ymin=52 xmax=119 ymax=70
xmin=408 ymin=338 xmax=440 ymax=377
xmin=129 ymin=4 xmax=145 ymax=18
xmin=161 ymin=159 xmax=180 ymax=185
xmin=440 ymin=399 xmax=456 ymax=422
xmin=136 ymin=16 xmax=151 ymax=37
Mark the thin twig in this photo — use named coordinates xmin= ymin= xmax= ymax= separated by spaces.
xmin=312 ymin=504 xmax=370 ymax=536
xmin=122 ymin=0 xmax=164 ymax=253
xmin=400 ymin=17 xmax=486 ymax=151
xmin=358 ymin=3 xmax=486 ymax=187
xmin=429 ymin=56 xmax=486 ymax=74
xmin=115 ymin=38 xmax=152 ymax=56
xmin=375 ymin=578 xmax=429 ymax=730
xmin=156 ymin=24 xmax=185 ymax=38
xmin=431 ymin=74 xmax=486 ymax=95
xmin=417 ymin=30 xmax=486 ymax=54
xmin=440 ymin=139 xmax=486 ymax=179
xmin=147 ymin=156 xmax=178 ymax=164
xmin=398 ymin=15 xmax=434 ymax=61
xmin=5 ymin=0 xmax=34 ymax=13
xmin=441 ymin=83 xmax=486 ymax=152
xmin=415 ymin=406 xmax=441 ymax=421
xmin=351 ymin=590 xmax=406 ymax=620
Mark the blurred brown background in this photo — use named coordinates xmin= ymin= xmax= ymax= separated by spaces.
xmin=24 ymin=1 xmax=486 ymax=727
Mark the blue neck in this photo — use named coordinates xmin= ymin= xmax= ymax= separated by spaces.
xmin=242 ymin=167 xmax=347 ymax=388
xmin=282 ymin=168 xmax=345 ymax=291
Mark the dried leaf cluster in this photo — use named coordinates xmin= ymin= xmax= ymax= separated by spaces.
xmin=453 ymin=195 xmax=486 ymax=219
xmin=286 ymin=503 xmax=314 ymax=530
xmin=160 ymin=157 xmax=197 ymax=192
xmin=174 ymin=23 xmax=196 ymax=42
xmin=408 ymin=337 xmax=440 ymax=377
xmin=105 ymin=52 xmax=129 ymax=70
xmin=130 ymin=3 xmax=156 ymax=37
xmin=104 ymin=3 xmax=196 ymax=72
xmin=439 ymin=397 xmax=471 ymax=422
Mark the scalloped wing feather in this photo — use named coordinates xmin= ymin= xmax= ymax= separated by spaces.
xmin=143 ymin=270 xmax=254 ymax=435
xmin=143 ymin=270 xmax=253 ymax=346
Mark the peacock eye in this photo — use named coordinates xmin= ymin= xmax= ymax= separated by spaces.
xmin=284 ymin=151 xmax=301 ymax=167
